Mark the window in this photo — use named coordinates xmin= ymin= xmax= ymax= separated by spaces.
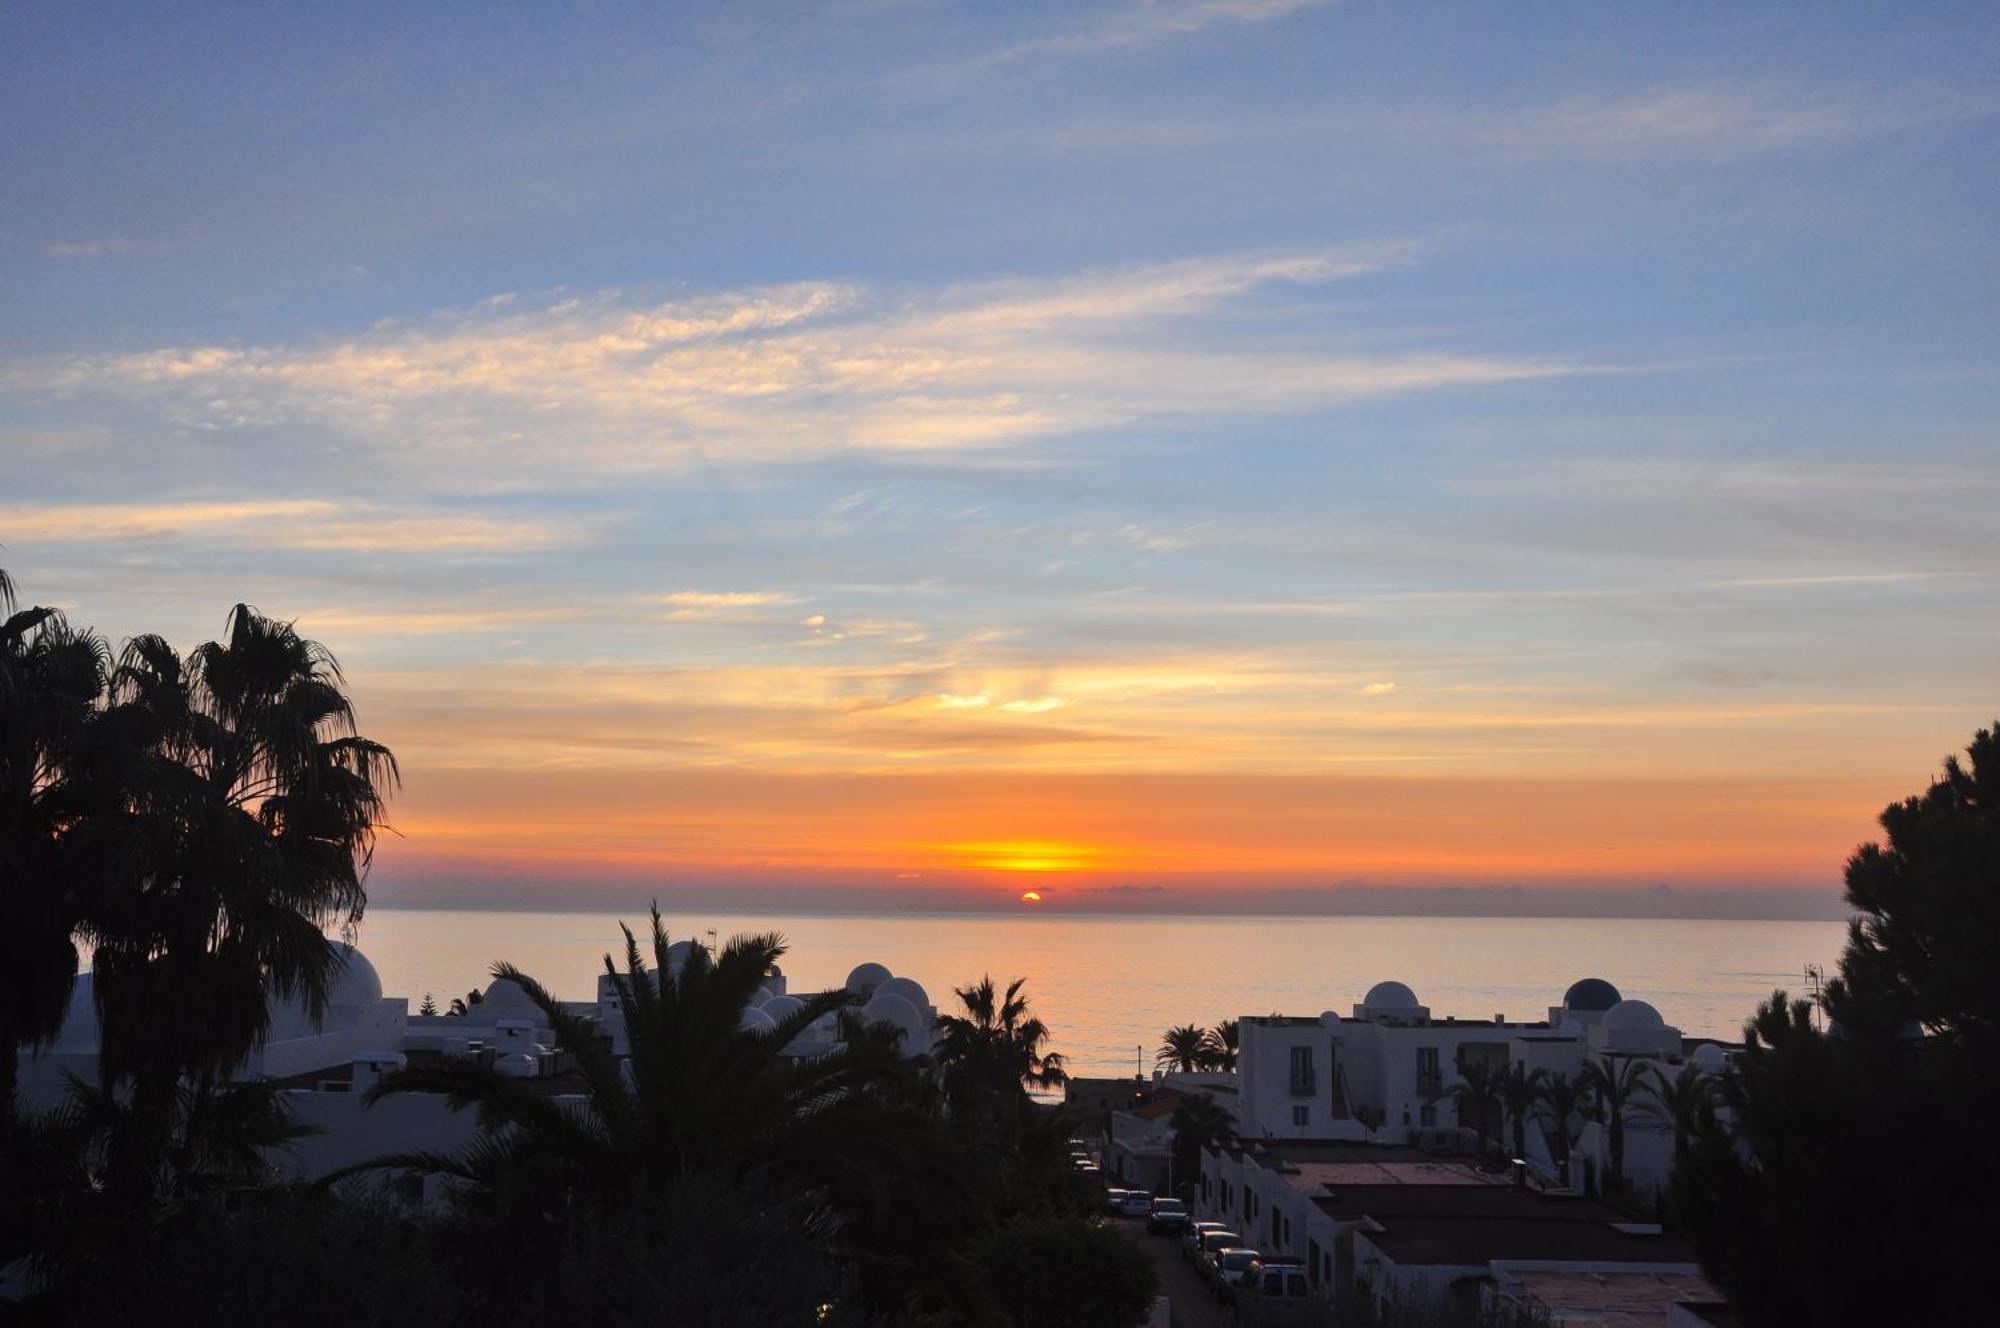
xmin=1289 ymin=1045 xmax=1316 ymax=1095
xmin=1420 ymin=1103 xmax=1437 ymax=1127
xmin=1417 ymin=1046 xmax=1442 ymax=1094
xmin=1292 ymin=1105 xmax=1309 ymax=1127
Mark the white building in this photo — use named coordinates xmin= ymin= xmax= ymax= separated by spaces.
xmin=1231 ymin=976 xmax=1729 ymax=1193
xmin=16 ymin=944 xmax=936 ymax=1202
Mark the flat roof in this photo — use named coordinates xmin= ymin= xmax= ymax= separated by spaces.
xmin=1286 ymin=1158 xmax=1498 ymax=1194
xmin=1508 ymin=1270 xmax=1723 ymax=1326
xmin=1315 ymin=1185 xmax=1617 ymax=1224
xmin=1359 ymin=1216 xmax=1697 ymax=1267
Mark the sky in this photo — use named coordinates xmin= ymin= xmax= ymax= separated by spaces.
xmin=3 ymin=2 xmax=1996 ymax=916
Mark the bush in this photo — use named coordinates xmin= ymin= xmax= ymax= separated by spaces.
xmin=972 ymin=1215 xmax=1158 ymax=1328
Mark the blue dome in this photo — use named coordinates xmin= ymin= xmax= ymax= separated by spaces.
xmin=1563 ymin=978 xmax=1623 ymax=1012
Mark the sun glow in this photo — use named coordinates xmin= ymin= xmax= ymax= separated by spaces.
xmin=942 ymin=840 xmax=1106 ymax=873
xmin=1020 ymin=890 xmax=1042 ymax=904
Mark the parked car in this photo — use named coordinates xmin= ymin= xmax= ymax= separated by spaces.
xmin=1146 ymin=1197 xmax=1190 ymax=1234
xmin=1117 ymin=1191 xmax=1154 ymax=1218
xmin=1235 ymin=1260 xmax=1313 ymax=1323
xmin=1104 ymin=1187 xmax=1132 ymax=1214
xmin=1207 ymin=1246 xmax=1261 ymax=1302
xmin=1181 ymin=1221 xmax=1229 ymax=1264
xmin=1195 ymin=1228 xmax=1244 ymax=1281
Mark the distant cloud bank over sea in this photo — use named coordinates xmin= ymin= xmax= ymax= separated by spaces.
xmin=370 ymin=875 xmax=1849 ymax=922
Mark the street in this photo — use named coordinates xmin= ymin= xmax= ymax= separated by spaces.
xmin=1110 ymin=1216 xmax=1237 ymax=1328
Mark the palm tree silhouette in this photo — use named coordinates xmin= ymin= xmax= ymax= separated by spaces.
xmin=933 ymin=976 xmax=1068 ymax=1111
xmin=1157 ymin=1024 xmax=1209 ymax=1073
xmin=1582 ymin=1056 xmax=1650 ymax=1191
xmin=341 ymin=909 xmax=971 ymax=1290
xmin=0 ymin=571 xmax=108 ymax=1150
xmin=1536 ymin=1071 xmax=1593 ymax=1188
xmin=1500 ymin=1062 xmax=1548 ymax=1162
xmin=1638 ymin=1061 xmax=1719 ymax=1169
xmin=81 ymin=605 xmax=395 ymax=1188
xmin=1206 ymin=1019 xmax=1240 ymax=1072
xmin=1167 ymin=1092 xmax=1234 ymax=1199
xmin=1446 ymin=1055 xmax=1504 ymax=1156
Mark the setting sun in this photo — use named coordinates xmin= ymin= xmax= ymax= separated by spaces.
xmin=1020 ymin=890 xmax=1042 ymax=904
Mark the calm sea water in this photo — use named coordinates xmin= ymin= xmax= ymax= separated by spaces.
xmin=350 ymin=909 xmax=1846 ymax=1077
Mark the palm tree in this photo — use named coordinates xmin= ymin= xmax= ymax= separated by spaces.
xmin=1536 ymin=1071 xmax=1593 ymax=1187
xmin=1500 ymin=1063 xmax=1548 ymax=1162
xmin=342 ymin=912 xmax=972 ymax=1302
xmin=82 ymin=606 xmax=396 ymax=1149
xmin=1166 ymin=1092 xmax=1234 ymax=1200
xmin=1446 ymin=1055 xmax=1504 ymax=1156
xmin=1581 ymin=1056 xmax=1650 ymax=1191
xmin=933 ymin=976 xmax=1069 ymax=1113
xmin=1156 ymin=1024 xmax=1209 ymax=1073
xmin=0 ymin=572 xmax=109 ymax=1149
xmin=1638 ymin=1061 xmax=1719 ymax=1169
xmin=1205 ymin=1019 xmax=1240 ymax=1072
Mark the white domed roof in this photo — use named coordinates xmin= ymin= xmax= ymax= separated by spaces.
xmin=762 ymin=994 xmax=805 ymax=1022
xmin=328 ymin=944 xmax=383 ymax=1008
xmin=846 ymin=962 xmax=893 ymax=996
xmin=1363 ymin=981 xmax=1419 ymax=1009
xmin=738 ymin=1005 xmax=778 ymax=1033
xmin=746 ymin=987 xmax=771 ymax=1008
xmin=1603 ymin=999 xmax=1664 ymax=1031
xmin=876 ymin=976 xmax=931 ymax=1012
xmin=860 ymin=991 xmax=925 ymax=1046
xmin=1692 ymin=1043 xmax=1726 ymax=1072
xmin=1319 ymin=1010 xmax=1342 ymax=1026
xmin=481 ymin=977 xmax=541 ymax=1018
xmin=664 ymin=940 xmax=697 ymax=971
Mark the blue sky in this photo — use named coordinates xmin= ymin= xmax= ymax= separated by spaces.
xmin=3 ymin=2 xmax=1996 ymax=910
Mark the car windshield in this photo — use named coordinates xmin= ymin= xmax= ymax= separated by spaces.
xmin=1153 ymin=1200 xmax=1185 ymax=1214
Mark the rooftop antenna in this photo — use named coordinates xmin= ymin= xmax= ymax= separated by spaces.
xmin=706 ymin=927 xmax=719 ymax=954
xmin=1804 ymin=962 xmax=1827 ymax=1030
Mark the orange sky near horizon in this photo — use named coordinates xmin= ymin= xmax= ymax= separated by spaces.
xmin=368 ymin=764 xmax=1913 ymax=911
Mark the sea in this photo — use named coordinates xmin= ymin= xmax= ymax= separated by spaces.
xmin=352 ymin=909 xmax=1847 ymax=1078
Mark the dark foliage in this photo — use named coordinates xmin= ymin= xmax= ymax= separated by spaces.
xmin=1674 ymin=723 xmax=2000 ymax=1326
xmin=971 ymin=1215 xmax=1158 ymax=1328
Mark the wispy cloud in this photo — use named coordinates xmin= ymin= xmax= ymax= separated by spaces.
xmin=1408 ymin=84 xmax=1999 ymax=162
xmin=7 ymin=246 xmax=1579 ymax=489
xmin=44 ymin=237 xmax=145 ymax=259
xmin=977 ymin=0 xmax=1331 ymax=65
xmin=0 ymin=499 xmax=585 ymax=553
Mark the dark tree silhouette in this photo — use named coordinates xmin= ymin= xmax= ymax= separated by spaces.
xmin=932 ymin=975 xmax=1068 ymax=1111
xmin=1156 ymin=1023 xmax=1210 ymax=1073
xmin=77 ymin=606 xmax=395 ymax=1197
xmin=1499 ymin=1062 xmax=1547 ymax=1163
xmin=1205 ymin=1018 xmax=1240 ymax=1071
xmin=1446 ymin=1055 xmax=1503 ymax=1156
xmin=1581 ymin=1056 xmax=1648 ymax=1191
xmin=1636 ymin=1061 xmax=1715 ymax=1172
xmin=1675 ymin=723 xmax=2000 ymax=1326
xmin=343 ymin=910 xmax=982 ymax=1311
xmin=0 ymin=571 xmax=108 ymax=1150
xmin=1166 ymin=1091 xmax=1234 ymax=1198
xmin=1534 ymin=1071 xmax=1591 ymax=1187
